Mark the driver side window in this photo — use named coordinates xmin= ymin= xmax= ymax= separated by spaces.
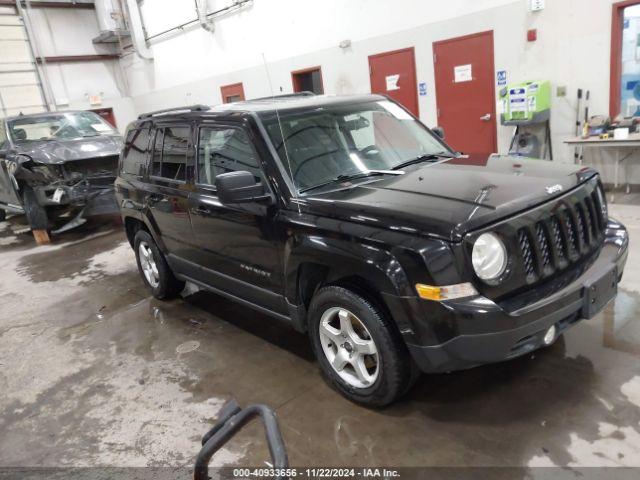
xmin=197 ymin=127 xmax=261 ymax=186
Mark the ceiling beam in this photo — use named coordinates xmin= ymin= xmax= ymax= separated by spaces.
xmin=36 ymin=54 xmax=119 ymax=63
xmin=0 ymin=1 xmax=95 ymax=9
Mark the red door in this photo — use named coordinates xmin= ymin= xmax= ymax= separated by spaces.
xmin=433 ymin=31 xmax=497 ymax=155
xmin=369 ymin=47 xmax=419 ymax=117
xmin=220 ymin=82 xmax=245 ymax=103
xmin=91 ymin=108 xmax=116 ymax=128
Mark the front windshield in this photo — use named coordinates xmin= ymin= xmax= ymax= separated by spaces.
xmin=262 ymin=100 xmax=451 ymax=192
xmin=8 ymin=111 xmax=117 ymax=142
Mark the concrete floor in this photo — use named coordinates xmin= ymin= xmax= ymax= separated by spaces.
xmin=1 ymin=206 xmax=640 ymax=475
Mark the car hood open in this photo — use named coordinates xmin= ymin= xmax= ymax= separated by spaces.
xmin=14 ymin=135 xmax=123 ymax=164
xmin=300 ymin=154 xmax=599 ymax=241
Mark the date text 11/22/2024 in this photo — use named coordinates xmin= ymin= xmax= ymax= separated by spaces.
xmin=231 ymin=467 xmax=400 ymax=478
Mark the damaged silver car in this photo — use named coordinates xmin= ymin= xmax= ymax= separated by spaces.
xmin=0 ymin=111 xmax=122 ymax=233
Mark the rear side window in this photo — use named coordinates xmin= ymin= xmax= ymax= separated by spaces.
xmin=197 ymin=127 xmax=261 ymax=186
xmin=121 ymin=128 xmax=150 ymax=176
xmin=151 ymin=126 xmax=190 ymax=182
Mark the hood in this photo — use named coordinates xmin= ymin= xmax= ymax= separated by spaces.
xmin=14 ymin=135 xmax=123 ymax=164
xmin=301 ymin=154 xmax=598 ymax=241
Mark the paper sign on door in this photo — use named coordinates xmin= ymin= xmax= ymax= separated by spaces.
xmin=386 ymin=74 xmax=400 ymax=91
xmin=454 ymin=64 xmax=472 ymax=83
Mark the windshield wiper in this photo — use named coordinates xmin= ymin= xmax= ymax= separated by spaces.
xmin=391 ymin=152 xmax=456 ymax=171
xmin=299 ymin=169 xmax=403 ymax=194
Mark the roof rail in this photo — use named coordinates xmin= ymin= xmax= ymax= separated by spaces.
xmin=138 ymin=104 xmax=211 ymax=119
xmin=247 ymin=92 xmax=316 ymax=102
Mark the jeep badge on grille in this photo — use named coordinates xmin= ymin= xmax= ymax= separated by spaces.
xmin=545 ymin=184 xmax=563 ymax=195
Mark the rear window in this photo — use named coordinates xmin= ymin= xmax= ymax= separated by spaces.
xmin=121 ymin=128 xmax=150 ymax=176
xmin=151 ymin=126 xmax=190 ymax=182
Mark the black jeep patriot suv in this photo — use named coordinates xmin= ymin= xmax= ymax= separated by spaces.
xmin=116 ymin=94 xmax=628 ymax=406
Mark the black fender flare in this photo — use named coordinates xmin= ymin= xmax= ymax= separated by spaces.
xmin=284 ymin=235 xmax=416 ymax=335
xmin=123 ymin=210 xmax=168 ymax=253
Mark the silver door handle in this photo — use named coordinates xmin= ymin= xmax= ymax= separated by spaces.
xmin=480 ymin=113 xmax=492 ymax=121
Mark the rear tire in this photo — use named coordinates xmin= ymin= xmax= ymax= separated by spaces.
xmin=0 ymin=209 xmax=5 ymax=222
xmin=133 ymin=229 xmax=185 ymax=299
xmin=308 ymin=285 xmax=417 ymax=407
xmin=22 ymin=186 xmax=48 ymax=230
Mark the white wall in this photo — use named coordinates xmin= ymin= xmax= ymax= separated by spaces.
xmin=119 ymin=0 xmax=635 ymax=185
xmin=25 ymin=5 xmax=134 ymax=131
xmin=128 ymin=0 xmax=519 ymax=93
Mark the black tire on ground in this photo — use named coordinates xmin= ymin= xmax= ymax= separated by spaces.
xmin=0 ymin=209 xmax=5 ymax=222
xmin=308 ymin=285 xmax=418 ymax=407
xmin=22 ymin=186 xmax=48 ymax=230
xmin=133 ymin=229 xmax=185 ymax=299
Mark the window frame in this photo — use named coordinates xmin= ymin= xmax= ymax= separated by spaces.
xmin=195 ymin=123 xmax=264 ymax=192
xmin=610 ymin=0 xmax=640 ymax=118
xmin=148 ymin=123 xmax=191 ymax=185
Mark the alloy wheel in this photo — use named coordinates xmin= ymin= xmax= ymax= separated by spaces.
xmin=318 ymin=307 xmax=379 ymax=389
xmin=138 ymin=241 xmax=160 ymax=288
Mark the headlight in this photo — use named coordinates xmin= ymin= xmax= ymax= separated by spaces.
xmin=6 ymin=160 xmax=17 ymax=175
xmin=472 ymin=232 xmax=507 ymax=281
xmin=8 ymin=154 xmax=31 ymax=176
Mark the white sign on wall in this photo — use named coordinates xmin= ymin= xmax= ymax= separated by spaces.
xmin=454 ymin=64 xmax=472 ymax=83
xmin=89 ymin=94 xmax=102 ymax=106
xmin=530 ymin=0 xmax=545 ymax=12
xmin=385 ymin=74 xmax=400 ymax=91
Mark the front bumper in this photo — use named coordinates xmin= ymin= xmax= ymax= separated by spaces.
xmin=34 ymin=182 xmax=118 ymax=215
xmin=404 ymin=219 xmax=628 ymax=373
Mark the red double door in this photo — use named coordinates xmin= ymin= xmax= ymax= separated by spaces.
xmin=369 ymin=32 xmax=497 ymax=157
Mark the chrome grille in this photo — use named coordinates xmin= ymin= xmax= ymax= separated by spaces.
xmin=514 ymin=184 xmax=606 ymax=283
xmin=536 ymin=223 xmax=552 ymax=270
xmin=575 ymin=205 xmax=586 ymax=247
xmin=563 ymin=209 xmax=578 ymax=257
xmin=518 ymin=230 xmax=536 ymax=280
xmin=551 ymin=217 xmax=565 ymax=262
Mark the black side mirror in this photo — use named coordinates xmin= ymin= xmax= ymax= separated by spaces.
xmin=215 ymin=171 xmax=271 ymax=205
xmin=432 ymin=127 xmax=445 ymax=140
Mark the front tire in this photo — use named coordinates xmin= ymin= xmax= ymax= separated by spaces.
xmin=308 ymin=286 xmax=417 ymax=407
xmin=133 ymin=229 xmax=185 ymax=299
xmin=22 ymin=186 xmax=48 ymax=230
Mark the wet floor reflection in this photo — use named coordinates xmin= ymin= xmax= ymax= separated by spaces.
xmin=2 ymin=219 xmax=640 ymax=469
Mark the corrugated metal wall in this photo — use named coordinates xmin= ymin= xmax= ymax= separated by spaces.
xmin=0 ymin=2 xmax=46 ymax=117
